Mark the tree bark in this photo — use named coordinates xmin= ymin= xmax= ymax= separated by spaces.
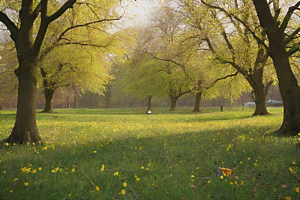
xmin=170 ymin=96 xmax=178 ymax=111
xmin=3 ymin=60 xmax=42 ymax=144
xmin=147 ymin=95 xmax=153 ymax=111
xmin=253 ymin=86 xmax=269 ymax=115
xmin=41 ymin=87 xmax=55 ymax=113
xmin=192 ymin=91 xmax=202 ymax=112
xmin=253 ymin=0 xmax=300 ymax=136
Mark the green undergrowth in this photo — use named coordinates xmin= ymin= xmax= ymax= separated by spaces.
xmin=1 ymin=107 xmax=299 ymax=200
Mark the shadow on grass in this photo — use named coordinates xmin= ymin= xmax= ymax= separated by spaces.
xmin=0 ymin=121 xmax=296 ymax=200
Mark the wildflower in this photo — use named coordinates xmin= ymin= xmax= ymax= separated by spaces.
xmin=13 ymin=178 xmax=18 ymax=181
xmin=96 ymin=186 xmax=100 ymax=191
xmin=31 ymin=169 xmax=37 ymax=173
xmin=254 ymin=163 xmax=257 ymax=166
xmin=3 ymin=170 xmax=6 ymax=174
xmin=207 ymin=180 xmax=211 ymax=184
xmin=191 ymin=175 xmax=195 ymax=178
xmin=136 ymin=178 xmax=140 ymax=181
xmin=94 ymin=151 xmax=97 ymax=153
xmin=285 ymin=197 xmax=291 ymax=200
xmin=240 ymin=161 xmax=242 ymax=164
xmin=289 ymin=168 xmax=296 ymax=174
xmin=220 ymin=176 xmax=224 ymax=179
xmin=123 ymin=182 xmax=127 ymax=187
xmin=230 ymin=182 xmax=233 ymax=185
xmin=24 ymin=182 xmax=29 ymax=186
xmin=141 ymin=166 xmax=144 ymax=169
xmin=10 ymin=190 xmax=13 ymax=193
xmin=248 ymin=157 xmax=250 ymax=161
xmin=114 ymin=172 xmax=119 ymax=176
xmin=38 ymin=167 xmax=42 ymax=171
xmin=296 ymin=187 xmax=299 ymax=193
xmin=293 ymin=162 xmax=296 ymax=165
xmin=121 ymin=189 xmax=126 ymax=195
xmin=72 ymin=168 xmax=75 ymax=172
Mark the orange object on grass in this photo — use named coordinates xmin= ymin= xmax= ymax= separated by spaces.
xmin=221 ymin=168 xmax=232 ymax=176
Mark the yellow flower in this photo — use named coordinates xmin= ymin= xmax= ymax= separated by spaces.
xmin=3 ymin=170 xmax=6 ymax=174
xmin=285 ymin=197 xmax=291 ymax=200
xmin=136 ymin=178 xmax=140 ymax=181
xmin=207 ymin=180 xmax=211 ymax=184
xmin=296 ymin=187 xmax=299 ymax=193
xmin=94 ymin=151 xmax=97 ymax=153
xmin=121 ymin=189 xmax=126 ymax=195
xmin=38 ymin=167 xmax=42 ymax=171
xmin=123 ymin=182 xmax=127 ymax=187
xmin=10 ymin=190 xmax=13 ymax=193
xmin=254 ymin=163 xmax=257 ymax=166
xmin=191 ymin=175 xmax=195 ymax=178
xmin=141 ymin=166 xmax=144 ymax=169
xmin=248 ymin=157 xmax=250 ymax=161
xmin=13 ymin=178 xmax=18 ymax=181
xmin=69 ymin=193 xmax=72 ymax=197
xmin=220 ymin=176 xmax=224 ymax=179
xmin=24 ymin=182 xmax=29 ymax=186
xmin=293 ymin=162 xmax=296 ymax=165
xmin=240 ymin=161 xmax=242 ymax=164
xmin=289 ymin=168 xmax=296 ymax=174
xmin=96 ymin=186 xmax=100 ymax=191
xmin=31 ymin=169 xmax=37 ymax=173
xmin=72 ymin=168 xmax=75 ymax=172
xmin=114 ymin=172 xmax=119 ymax=176
xmin=230 ymin=182 xmax=233 ymax=185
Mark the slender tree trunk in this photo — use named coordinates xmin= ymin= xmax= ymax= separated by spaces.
xmin=41 ymin=87 xmax=55 ymax=113
xmin=3 ymin=61 xmax=42 ymax=144
xmin=147 ymin=95 xmax=153 ymax=111
xmin=192 ymin=91 xmax=202 ymax=112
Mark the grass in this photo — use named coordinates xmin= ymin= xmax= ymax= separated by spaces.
xmin=0 ymin=106 xmax=299 ymax=200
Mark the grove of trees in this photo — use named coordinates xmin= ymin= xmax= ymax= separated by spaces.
xmin=2 ymin=0 xmax=300 ymax=144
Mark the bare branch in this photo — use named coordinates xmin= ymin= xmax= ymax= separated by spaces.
xmin=280 ymin=1 xmax=300 ymax=32
xmin=206 ymin=71 xmax=239 ymax=90
xmin=47 ymin=0 xmax=76 ymax=23
xmin=0 ymin=12 xmax=19 ymax=42
xmin=285 ymin=27 xmax=300 ymax=44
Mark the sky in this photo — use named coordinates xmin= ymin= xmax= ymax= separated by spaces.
xmin=118 ymin=0 xmax=162 ymax=28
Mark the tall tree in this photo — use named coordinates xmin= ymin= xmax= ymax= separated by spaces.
xmin=250 ymin=0 xmax=300 ymax=136
xmin=0 ymin=0 xmax=122 ymax=144
xmin=184 ymin=0 xmax=275 ymax=115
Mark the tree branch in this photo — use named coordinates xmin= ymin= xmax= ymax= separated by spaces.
xmin=0 ymin=11 xmax=19 ymax=42
xmin=31 ymin=2 xmax=41 ymax=23
xmin=280 ymin=1 xmax=300 ymax=32
xmin=206 ymin=71 xmax=239 ymax=90
xmin=285 ymin=26 xmax=300 ymax=44
xmin=47 ymin=0 xmax=76 ymax=23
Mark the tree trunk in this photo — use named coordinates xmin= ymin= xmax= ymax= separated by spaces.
xmin=170 ymin=96 xmax=178 ymax=111
xmin=147 ymin=95 xmax=153 ymax=111
xmin=3 ymin=61 xmax=42 ymax=144
xmin=253 ymin=0 xmax=300 ymax=136
xmin=41 ymin=87 xmax=55 ymax=113
xmin=192 ymin=91 xmax=202 ymax=112
xmin=253 ymin=88 xmax=269 ymax=115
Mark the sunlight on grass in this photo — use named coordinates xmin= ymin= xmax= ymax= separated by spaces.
xmin=1 ymin=107 xmax=299 ymax=200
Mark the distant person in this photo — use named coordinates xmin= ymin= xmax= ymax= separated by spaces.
xmin=146 ymin=110 xmax=152 ymax=114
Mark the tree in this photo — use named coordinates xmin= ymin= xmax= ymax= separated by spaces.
xmin=0 ymin=0 xmax=122 ymax=144
xmin=183 ymin=0 xmax=275 ymax=115
xmin=250 ymin=0 xmax=300 ymax=136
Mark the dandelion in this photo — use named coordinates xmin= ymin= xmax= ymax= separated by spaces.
xmin=10 ymin=190 xmax=13 ymax=193
xmin=38 ymin=167 xmax=42 ymax=171
xmin=220 ymin=176 xmax=224 ymax=179
xmin=72 ymin=168 xmax=75 ymax=172
xmin=123 ymin=182 xmax=127 ymax=187
xmin=31 ymin=169 xmax=37 ymax=173
xmin=13 ymin=178 xmax=18 ymax=181
xmin=254 ymin=163 xmax=257 ymax=166
xmin=3 ymin=170 xmax=6 ymax=174
xmin=24 ymin=182 xmax=29 ymax=186
xmin=96 ymin=186 xmax=100 ymax=191
xmin=230 ymin=182 xmax=233 ymax=185
xmin=207 ymin=180 xmax=211 ymax=184
xmin=285 ymin=197 xmax=291 ymax=200
xmin=296 ymin=187 xmax=299 ymax=193
xmin=240 ymin=161 xmax=242 ymax=164
xmin=114 ymin=172 xmax=119 ymax=176
xmin=121 ymin=189 xmax=126 ymax=195
xmin=94 ymin=151 xmax=97 ymax=153
xmin=191 ymin=175 xmax=195 ymax=178
xmin=141 ymin=166 xmax=144 ymax=169
xmin=293 ymin=162 xmax=296 ymax=165
xmin=136 ymin=178 xmax=140 ymax=181
xmin=248 ymin=157 xmax=250 ymax=161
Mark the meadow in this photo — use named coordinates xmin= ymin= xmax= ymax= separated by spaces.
xmin=0 ymin=107 xmax=299 ymax=200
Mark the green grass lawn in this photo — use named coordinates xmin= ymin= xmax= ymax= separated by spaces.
xmin=0 ymin=107 xmax=299 ymax=200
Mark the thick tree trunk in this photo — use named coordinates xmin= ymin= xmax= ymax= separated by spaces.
xmin=147 ymin=95 xmax=153 ymax=111
xmin=253 ymin=0 xmax=300 ymax=136
xmin=192 ymin=91 xmax=202 ymax=112
xmin=170 ymin=96 xmax=178 ymax=111
xmin=41 ymin=87 xmax=55 ymax=113
xmin=253 ymin=88 xmax=269 ymax=116
xmin=3 ymin=61 xmax=42 ymax=144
